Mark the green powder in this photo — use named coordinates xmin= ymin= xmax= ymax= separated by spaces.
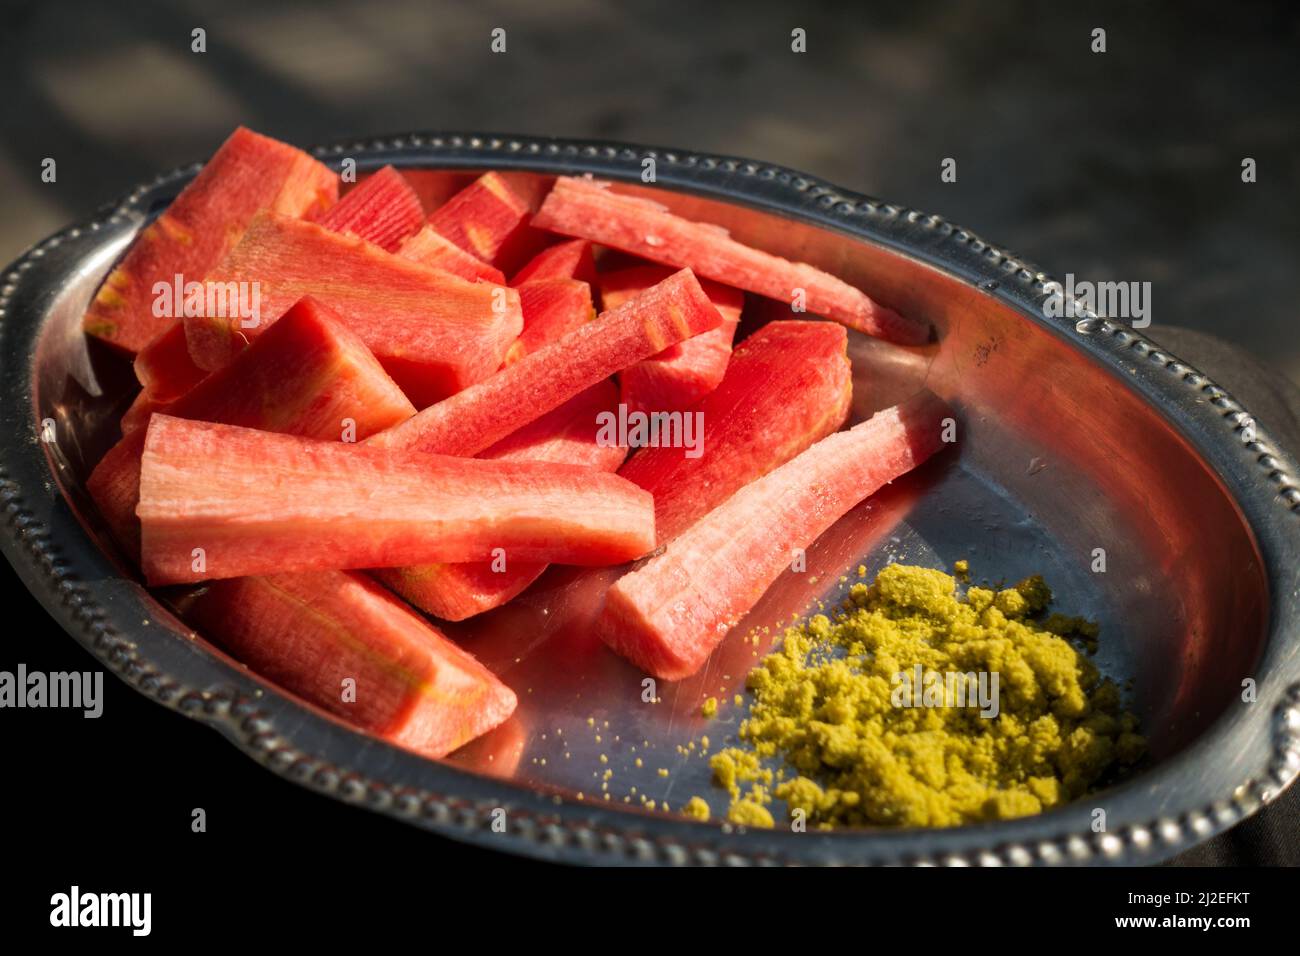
xmin=709 ymin=562 xmax=1145 ymax=829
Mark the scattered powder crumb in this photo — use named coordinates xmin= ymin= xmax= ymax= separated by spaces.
xmin=727 ymin=796 xmax=775 ymax=828
xmin=683 ymin=797 xmax=711 ymax=821
xmin=701 ymin=697 xmax=718 ymax=718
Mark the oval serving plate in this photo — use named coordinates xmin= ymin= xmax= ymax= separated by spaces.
xmin=2 ymin=133 xmax=1299 ymax=866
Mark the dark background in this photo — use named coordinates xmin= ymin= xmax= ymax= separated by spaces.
xmin=3 ymin=0 xmax=1297 ymax=384
xmin=1 ymin=0 xmax=1297 ymax=918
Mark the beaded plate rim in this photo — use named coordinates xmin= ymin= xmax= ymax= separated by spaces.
xmin=1 ymin=131 xmax=1297 ymax=866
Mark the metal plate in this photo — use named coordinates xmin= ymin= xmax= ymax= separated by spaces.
xmin=2 ymin=133 xmax=1298 ymax=866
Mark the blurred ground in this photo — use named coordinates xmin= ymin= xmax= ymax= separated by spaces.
xmin=1 ymin=0 xmax=1297 ymax=387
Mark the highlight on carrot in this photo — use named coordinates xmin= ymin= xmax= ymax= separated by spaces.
xmin=131 ymin=169 xmax=422 ymax=409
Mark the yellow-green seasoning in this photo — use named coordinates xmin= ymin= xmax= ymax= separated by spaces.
xmin=707 ymin=562 xmax=1145 ymax=829
xmin=682 ymin=796 xmax=711 ymax=821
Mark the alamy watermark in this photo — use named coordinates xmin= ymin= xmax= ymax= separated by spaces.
xmin=151 ymin=273 xmax=261 ymax=328
xmin=1042 ymin=273 xmax=1150 ymax=328
xmin=595 ymin=404 xmax=704 ymax=459
xmin=50 ymin=886 xmax=150 ymax=936
xmin=0 ymin=664 xmax=102 ymax=717
xmin=891 ymin=665 xmax=1000 ymax=718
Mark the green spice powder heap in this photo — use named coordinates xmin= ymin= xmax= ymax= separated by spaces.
xmin=708 ymin=563 xmax=1145 ymax=829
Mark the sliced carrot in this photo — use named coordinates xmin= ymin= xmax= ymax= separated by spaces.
xmin=601 ymin=393 xmax=952 ymax=679
xmin=138 ymin=416 xmax=655 ymax=584
xmin=599 ymin=264 xmax=743 ymax=413
xmin=511 ymin=238 xmax=597 ymax=286
xmin=504 ymin=278 xmax=595 ymax=365
xmin=619 ymin=320 xmax=852 ymax=544
xmin=83 ymin=127 xmax=336 ymax=353
xmin=183 ymin=212 xmax=521 ymax=406
xmin=534 ymin=176 xmax=930 ymax=344
xmin=316 ymin=165 xmax=424 ymax=251
xmin=183 ymin=570 xmax=516 ymax=759
xmin=133 ymin=322 xmax=210 ymax=403
xmin=367 ymin=268 xmax=722 ymax=457
xmin=376 ymin=381 xmax=626 ymax=621
xmin=88 ymin=296 xmax=414 ymax=562
xmin=429 ymin=171 xmax=544 ymax=271
xmin=397 ymin=225 xmax=507 ymax=284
